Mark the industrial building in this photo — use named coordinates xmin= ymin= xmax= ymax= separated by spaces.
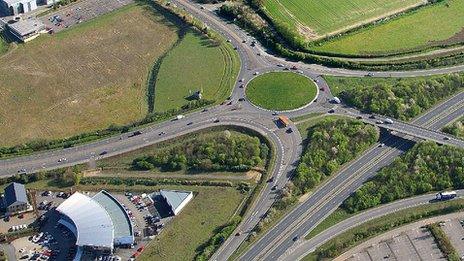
xmin=0 ymin=0 xmax=59 ymax=16
xmin=7 ymin=18 xmax=45 ymax=42
xmin=56 ymin=191 xmax=134 ymax=258
xmin=2 ymin=182 xmax=32 ymax=215
xmin=160 ymin=190 xmax=193 ymax=216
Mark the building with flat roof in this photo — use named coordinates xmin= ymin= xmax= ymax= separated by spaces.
xmin=7 ymin=18 xmax=45 ymax=42
xmin=56 ymin=191 xmax=134 ymax=255
xmin=160 ymin=190 xmax=193 ymax=216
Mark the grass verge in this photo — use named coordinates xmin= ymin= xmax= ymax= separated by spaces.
xmin=153 ymin=30 xmax=240 ymax=112
xmin=428 ymin=223 xmax=460 ymax=261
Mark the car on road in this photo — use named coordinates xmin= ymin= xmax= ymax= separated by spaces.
xmin=239 ymin=84 xmax=244 ymax=88
xmin=18 ymin=168 xmax=27 ymax=174
xmin=292 ymin=236 xmax=299 ymax=242
xmin=187 ymin=122 xmax=193 ymax=126
xmin=202 ymin=108 xmax=208 ymax=112
xmin=356 ymin=116 xmax=363 ymax=119
xmin=272 ymin=111 xmax=278 ymax=116
xmin=267 ymin=177 xmax=274 ymax=183
xmin=378 ymin=143 xmax=385 ymax=147
xmin=239 ymin=78 xmax=245 ymax=82
xmin=277 ymin=64 xmax=284 ymax=67
xmin=384 ymin=118 xmax=394 ymax=124
xmin=271 ymin=185 xmax=277 ymax=191
xmin=291 ymin=65 xmax=298 ymax=70
xmin=253 ymin=72 xmax=259 ymax=75
xmin=238 ymin=98 xmax=245 ymax=102
xmin=159 ymin=131 xmax=166 ymax=136
xmin=286 ymin=128 xmax=293 ymax=133
xmin=99 ymin=151 xmax=108 ymax=156
xmin=319 ymin=87 xmax=324 ymax=91
xmin=376 ymin=120 xmax=384 ymax=124
xmin=328 ymin=109 xmax=335 ymax=113
xmin=58 ymin=157 xmax=66 ymax=162
xmin=235 ymin=232 xmax=241 ymax=236
xmin=214 ymin=119 xmax=220 ymax=123
xmin=443 ymin=136 xmax=450 ymax=140
xmin=369 ymin=115 xmax=376 ymax=119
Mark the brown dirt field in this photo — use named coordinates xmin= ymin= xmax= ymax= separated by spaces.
xmin=0 ymin=4 xmax=179 ymax=146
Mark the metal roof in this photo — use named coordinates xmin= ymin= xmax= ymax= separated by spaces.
xmin=4 ymin=182 xmax=28 ymax=208
xmin=160 ymin=190 xmax=192 ymax=214
xmin=56 ymin=192 xmax=114 ymax=249
xmin=92 ymin=191 xmax=133 ymax=240
xmin=8 ymin=19 xmax=45 ymax=36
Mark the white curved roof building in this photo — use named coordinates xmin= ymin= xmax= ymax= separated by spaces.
xmin=56 ymin=191 xmax=133 ymax=252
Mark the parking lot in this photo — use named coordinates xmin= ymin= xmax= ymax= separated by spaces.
xmin=440 ymin=219 xmax=464 ymax=257
xmin=2 ymin=189 xmax=176 ymax=260
xmin=40 ymin=0 xmax=134 ymax=33
xmin=346 ymin=227 xmax=445 ymax=261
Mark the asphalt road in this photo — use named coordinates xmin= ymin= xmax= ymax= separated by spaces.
xmin=283 ymin=190 xmax=464 ymax=261
xmin=240 ymin=90 xmax=464 ymax=261
xmin=1 ymin=1 xmax=463 ymax=261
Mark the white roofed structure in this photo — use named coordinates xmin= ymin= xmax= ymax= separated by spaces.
xmin=160 ymin=190 xmax=193 ymax=216
xmin=56 ymin=192 xmax=114 ymax=250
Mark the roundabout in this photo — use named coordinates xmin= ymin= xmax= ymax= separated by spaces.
xmin=245 ymin=72 xmax=318 ymax=111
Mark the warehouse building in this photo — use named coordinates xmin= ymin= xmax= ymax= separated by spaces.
xmin=56 ymin=191 xmax=134 ymax=258
xmin=2 ymin=182 xmax=32 ymax=215
xmin=160 ymin=190 xmax=193 ymax=216
xmin=0 ymin=0 xmax=59 ymax=16
xmin=7 ymin=18 xmax=45 ymax=42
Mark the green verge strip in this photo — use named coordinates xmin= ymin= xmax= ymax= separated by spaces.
xmin=305 ymin=209 xmax=353 ymax=240
xmin=427 ymin=223 xmax=460 ymax=261
xmin=304 ymin=199 xmax=464 ymax=260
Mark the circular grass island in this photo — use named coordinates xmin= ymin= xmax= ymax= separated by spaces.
xmin=246 ymin=72 xmax=317 ymax=111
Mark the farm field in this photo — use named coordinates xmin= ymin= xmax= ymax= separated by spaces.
xmin=246 ymin=72 xmax=317 ymax=111
xmin=0 ymin=4 xmax=180 ymax=146
xmin=153 ymin=30 xmax=240 ymax=112
xmin=312 ymin=0 xmax=464 ymax=55
xmin=263 ymin=0 xmax=423 ymax=39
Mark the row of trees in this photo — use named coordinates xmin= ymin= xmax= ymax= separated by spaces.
xmin=341 ymin=73 xmax=464 ymax=120
xmin=0 ymin=99 xmax=213 ymax=159
xmin=343 ymin=142 xmax=464 ymax=213
xmin=293 ymin=118 xmax=379 ymax=194
xmin=132 ymin=131 xmax=269 ymax=172
xmin=443 ymin=117 xmax=464 ymax=139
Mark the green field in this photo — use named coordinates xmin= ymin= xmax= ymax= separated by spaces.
xmin=139 ymin=186 xmax=244 ymax=261
xmin=0 ymin=34 xmax=9 ymax=56
xmin=312 ymin=0 xmax=464 ymax=55
xmin=153 ymin=30 xmax=240 ymax=112
xmin=0 ymin=4 xmax=179 ymax=146
xmin=246 ymin=72 xmax=317 ymax=111
xmin=263 ymin=0 xmax=423 ymax=39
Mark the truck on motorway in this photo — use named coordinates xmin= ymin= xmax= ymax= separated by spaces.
xmin=436 ymin=191 xmax=457 ymax=200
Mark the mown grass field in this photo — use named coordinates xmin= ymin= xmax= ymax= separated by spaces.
xmin=312 ymin=0 xmax=464 ymax=55
xmin=263 ymin=0 xmax=423 ymax=39
xmin=0 ymin=4 xmax=179 ymax=146
xmin=153 ymin=30 xmax=240 ymax=112
xmin=139 ymin=186 xmax=244 ymax=261
xmin=246 ymin=72 xmax=317 ymax=111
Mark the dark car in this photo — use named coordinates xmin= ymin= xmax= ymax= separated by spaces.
xmin=286 ymin=128 xmax=293 ymax=133
xmin=328 ymin=109 xmax=335 ymax=113
xmin=293 ymin=236 xmax=299 ymax=242
xmin=238 ymin=98 xmax=245 ymax=102
xmin=99 ymin=151 xmax=108 ymax=156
